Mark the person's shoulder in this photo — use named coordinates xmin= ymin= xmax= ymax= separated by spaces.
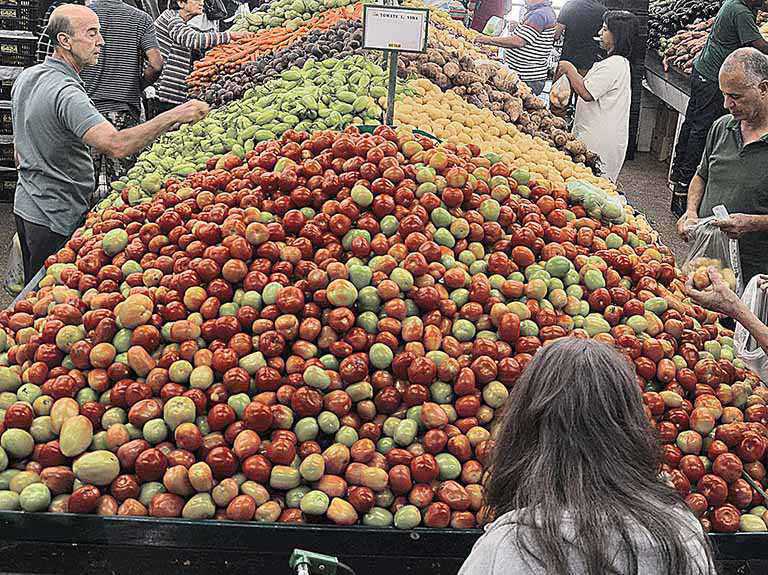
xmin=461 ymin=516 xmax=532 ymax=575
xmin=724 ymin=0 xmax=755 ymax=16
xmin=712 ymin=114 xmax=735 ymax=132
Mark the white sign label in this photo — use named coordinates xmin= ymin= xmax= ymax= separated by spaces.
xmin=363 ymin=5 xmax=429 ymax=53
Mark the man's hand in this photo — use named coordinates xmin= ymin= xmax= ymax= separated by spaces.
xmin=757 ymin=274 xmax=768 ymax=291
xmin=685 ymin=266 xmax=745 ymax=318
xmin=676 ymin=211 xmax=699 ymax=241
xmin=230 ymin=31 xmax=256 ymax=41
xmin=713 ymin=213 xmax=756 ymax=239
xmin=173 ymin=100 xmax=210 ymax=125
xmin=475 ymin=34 xmax=494 ymax=45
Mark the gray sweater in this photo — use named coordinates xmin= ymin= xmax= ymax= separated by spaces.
xmin=459 ymin=506 xmax=716 ymax=575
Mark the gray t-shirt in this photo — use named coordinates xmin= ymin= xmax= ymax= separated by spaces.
xmin=459 ymin=506 xmax=716 ymax=575
xmin=80 ymin=0 xmax=159 ymax=118
xmin=12 ymin=57 xmax=106 ymax=237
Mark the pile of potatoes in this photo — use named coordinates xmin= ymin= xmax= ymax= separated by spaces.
xmin=395 ymin=79 xmax=610 ymax=192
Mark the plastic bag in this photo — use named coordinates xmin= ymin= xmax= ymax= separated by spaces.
xmin=482 ymin=16 xmax=505 ymax=36
xmin=734 ymin=274 xmax=768 ymax=382
xmin=681 ymin=216 xmax=743 ymax=295
xmin=549 ymin=74 xmax=571 ymax=110
xmin=3 ymin=234 xmax=25 ymax=297
xmin=565 ymin=180 xmax=625 ymax=225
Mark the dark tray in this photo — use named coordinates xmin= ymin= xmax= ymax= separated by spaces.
xmin=0 ymin=511 xmax=767 ymax=575
xmin=0 ymin=167 xmax=16 ymax=203
xmin=0 ymin=105 xmax=12 ymax=136
xmin=645 ymin=51 xmax=691 ymax=97
xmin=0 ymin=34 xmax=36 ymax=68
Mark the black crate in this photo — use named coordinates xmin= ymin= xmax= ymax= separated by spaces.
xmin=0 ymin=139 xmax=14 ymax=168
xmin=0 ymin=169 xmax=16 ymax=203
xmin=0 ymin=35 xmax=36 ymax=68
xmin=0 ymin=107 xmax=11 ymax=136
xmin=0 ymin=76 xmax=15 ymax=100
xmin=0 ymin=0 xmax=40 ymax=32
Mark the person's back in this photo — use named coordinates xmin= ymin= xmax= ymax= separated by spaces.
xmin=12 ymin=59 xmax=104 ymax=240
xmin=80 ymin=0 xmax=158 ymax=119
xmin=558 ymin=0 xmax=606 ymax=72
xmin=695 ymin=0 xmax=762 ymax=81
xmin=460 ymin=506 xmax=713 ymax=575
xmin=503 ymin=0 xmax=556 ymax=92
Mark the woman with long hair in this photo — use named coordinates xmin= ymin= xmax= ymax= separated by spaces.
xmin=557 ymin=10 xmax=637 ymax=183
xmin=459 ymin=338 xmax=716 ymax=575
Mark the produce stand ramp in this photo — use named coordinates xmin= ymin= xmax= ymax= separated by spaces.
xmin=644 ymin=52 xmax=691 ymax=116
xmin=0 ymin=512 xmax=765 ymax=574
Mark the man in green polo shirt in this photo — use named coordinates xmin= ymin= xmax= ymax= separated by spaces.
xmin=669 ymin=0 xmax=768 ymax=216
xmin=677 ymin=48 xmax=768 ymax=283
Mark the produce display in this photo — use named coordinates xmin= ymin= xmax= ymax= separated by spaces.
xmin=3 ymin=0 xmax=768 ymax=541
xmin=397 ymin=39 xmax=600 ymax=172
xmin=648 ymin=0 xmax=721 ymax=54
xmin=119 ymin=56 xmax=389 ymax=196
xmin=0 ymin=123 xmax=765 ymax=534
xmin=230 ymin=0 xmax=356 ymax=32
xmin=396 ymin=79 xmax=610 ymax=195
xmin=190 ymin=20 xmax=368 ymax=108
xmin=659 ymin=17 xmax=768 ymax=75
xmin=187 ymin=3 xmax=363 ymax=91
xmin=651 ymin=0 xmax=768 ymax=76
xmin=660 ymin=19 xmax=713 ymax=75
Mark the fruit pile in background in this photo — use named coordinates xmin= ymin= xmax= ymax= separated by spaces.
xmin=187 ymin=3 xmax=364 ymax=90
xmin=117 ymin=56 xmax=389 ymax=197
xmin=396 ymin=79 xmax=609 ymax=196
xmin=190 ymin=20 xmax=368 ymax=108
xmin=648 ymin=0 xmax=721 ymax=55
xmin=659 ymin=19 xmax=713 ymax=76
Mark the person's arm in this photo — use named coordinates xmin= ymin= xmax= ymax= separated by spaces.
xmin=714 ymin=213 xmax=768 ymax=238
xmin=677 ymin=119 xmax=720 ymax=239
xmin=140 ymin=14 xmax=164 ymax=87
xmin=143 ymin=48 xmax=164 ymax=87
xmin=83 ymin=99 xmax=209 ymax=159
xmin=686 ymin=268 xmax=768 ymax=357
xmin=167 ymin=15 xmax=250 ymax=50
xmin=752 ymin=38 xmax=768 ymax=54
xmin=734 ymin=10 xmax=764 ymax=50
xmin=477 ymin=32 xmax=526 ymax=48
xmin=676 ymin=174 xmax=705 ymax=240
xmin=558 ymin=60 xmax=594 ymax=101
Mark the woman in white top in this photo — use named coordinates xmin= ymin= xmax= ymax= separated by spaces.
xmin=557 ymin=10 xmax=637 ymax=183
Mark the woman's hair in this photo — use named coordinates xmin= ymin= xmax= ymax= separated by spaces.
xmin=605 ymin=10 xmax=638 ymax=60
xmin=483 ymin=337 xmax=715 ymax=575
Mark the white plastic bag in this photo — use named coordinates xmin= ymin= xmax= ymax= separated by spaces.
xmin=549 ymin=74 xmax=571 ymax=109
xmin=482 ymin=16 xmax=505 ymax=36
xmin=681 ymin=215 xmax=743 ymax=296
xmin=3 ymin=233 xmax=25 ymax=297
xmin=734 ymin=275 xmax=768 ymax=382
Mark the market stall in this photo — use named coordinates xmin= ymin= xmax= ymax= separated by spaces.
xmin=2 ymin=0 xmax=768 ymax=573
xmin=0 ymin=512 xmax=767 ymax=574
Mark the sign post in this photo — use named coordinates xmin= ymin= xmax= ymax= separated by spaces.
xmin=362 ymin=3 xmax=429 ymax=125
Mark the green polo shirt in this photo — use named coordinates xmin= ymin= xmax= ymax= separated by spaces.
xmin=697 ymin=114 xmax=768 ymax=282
xmin=694 ymin=0 xmax=762 ymax=81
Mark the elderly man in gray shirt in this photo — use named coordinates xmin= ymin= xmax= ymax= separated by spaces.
xmin=12 ymin=4 xmax=209 ymax=285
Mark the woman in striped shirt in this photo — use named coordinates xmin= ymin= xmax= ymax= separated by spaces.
xmin=154 ymin=0 xmax=252 ymax=113
xmin=476 ymin=0 xmax=556 ymax=96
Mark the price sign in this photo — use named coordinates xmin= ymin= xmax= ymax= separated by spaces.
xmin=362 ymin=5 xmax=429 ymax=54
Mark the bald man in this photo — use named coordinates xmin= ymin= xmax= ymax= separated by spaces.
xmin=11 ymin=4 xmax=209 ymax=285
xmin=677 ymin=47 xmax=768 ymax=283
